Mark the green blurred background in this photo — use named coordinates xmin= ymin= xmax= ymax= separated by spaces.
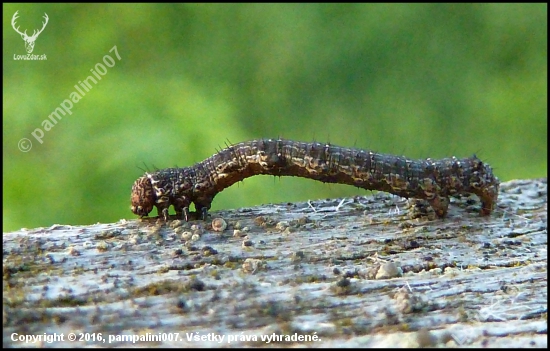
xmin=3 ymin=3 xmax=547 ymax=232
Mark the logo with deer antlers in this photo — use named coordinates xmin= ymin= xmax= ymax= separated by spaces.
xmin=11 ymin=10 xmax=49 ymax=54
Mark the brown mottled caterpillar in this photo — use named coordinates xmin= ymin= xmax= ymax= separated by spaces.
xmin=131 ymin=138 xmax=499 ymax=221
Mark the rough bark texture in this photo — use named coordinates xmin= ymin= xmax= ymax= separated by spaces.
xmin=3 ymin=178 xmax=547 ymax=347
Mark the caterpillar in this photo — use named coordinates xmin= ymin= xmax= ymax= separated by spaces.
xmin=131 ymin=138 xmax=499 ymax=221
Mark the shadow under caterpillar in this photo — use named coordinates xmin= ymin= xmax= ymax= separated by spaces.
xmin=131 ymin=138 xmax=499 ymax=221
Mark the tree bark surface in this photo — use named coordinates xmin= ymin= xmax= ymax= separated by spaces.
xmin=3 ymin=178 xmax=547 ymax=347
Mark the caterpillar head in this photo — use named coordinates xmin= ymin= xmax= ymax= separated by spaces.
xmin=130 ymin=175 xmax=155 ymax=217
